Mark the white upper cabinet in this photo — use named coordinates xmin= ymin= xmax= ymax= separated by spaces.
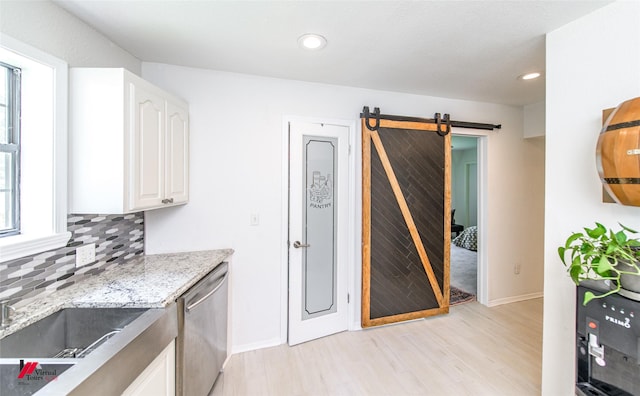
xmin=69 ymin=68 xmax=189 ymax=214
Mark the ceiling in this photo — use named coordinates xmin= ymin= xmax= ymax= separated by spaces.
xmin=54 ymin=0 xmax=612 ymax=106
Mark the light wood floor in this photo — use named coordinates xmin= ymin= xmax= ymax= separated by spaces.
xmin=211 ymin=298 xmax=543 ymax=396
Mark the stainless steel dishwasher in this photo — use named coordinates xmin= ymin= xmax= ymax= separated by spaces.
xmin=176 ymin=262 xmax=228 ymax=396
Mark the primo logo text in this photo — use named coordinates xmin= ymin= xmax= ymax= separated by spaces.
xmin=605 ymin=315 xmax=631 ymax=329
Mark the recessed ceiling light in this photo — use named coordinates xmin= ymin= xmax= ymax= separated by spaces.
xmin=519 ymin=72 xmax=542 ymax=80
xmin=298 ymin=34 xmax=327 ymax=50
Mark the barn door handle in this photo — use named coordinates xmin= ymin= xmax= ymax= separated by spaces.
xmin=293 ymin=241 xmax=310 ymax=248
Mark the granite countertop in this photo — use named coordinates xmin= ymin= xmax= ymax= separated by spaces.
xmin=0 ymin=248 xmax=234 ymax=339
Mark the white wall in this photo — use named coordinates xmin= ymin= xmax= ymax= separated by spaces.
xmin=543 ymin=1 xmax=640 ymax=394
xmin=142 ymin=63 xmax=546 ymax=352
xmin=0 ymin=1 xmax=140 ymax=73
xmin=524 ymin=100 xmax=545 ymax=138
xmin=451 ymin=146 xmax=478 ymax=228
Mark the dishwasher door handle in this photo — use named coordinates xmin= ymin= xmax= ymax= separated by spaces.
xmin=186 ymin=272 xmax=229 ymax=312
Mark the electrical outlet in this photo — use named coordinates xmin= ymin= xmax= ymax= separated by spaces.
xmin=514 ymin=262 xmax=522 ymax=275
xmin=76 ymin=243 xmax=96 ymax=268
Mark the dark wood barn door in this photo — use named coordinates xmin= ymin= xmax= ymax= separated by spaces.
xmin=362 ymin=116 xmax=451 ymax=327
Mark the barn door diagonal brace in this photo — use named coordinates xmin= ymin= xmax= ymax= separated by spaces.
xmin=361 ymin=106 xmax=501 ymax=131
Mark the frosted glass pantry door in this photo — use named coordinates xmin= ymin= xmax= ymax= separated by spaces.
xmin=288 ymin=121 xmax=349 ymax=346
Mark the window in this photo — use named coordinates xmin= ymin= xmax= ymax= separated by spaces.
xmin=0 ymin=35 xmax=70 ymax=262
xmin=0 ymin=62 xmax=21 ymax=237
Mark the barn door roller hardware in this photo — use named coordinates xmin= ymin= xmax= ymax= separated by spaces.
xmin=361 ymin=106 xmax=502 ymax=133
xmin=363 ymin=106 xmax=380 ymax=131
xmin=434 ymin=113 xmax=451 ymax=136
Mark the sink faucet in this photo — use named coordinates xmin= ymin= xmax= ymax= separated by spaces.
xmin=1 ymin=300 xmax=16 ymax=328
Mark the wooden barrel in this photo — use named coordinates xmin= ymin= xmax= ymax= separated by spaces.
xmin=597 ymin=97 xmax=640 ymax=206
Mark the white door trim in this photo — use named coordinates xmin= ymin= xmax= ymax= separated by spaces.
xmin=451 ymin=131 xmax=489 ymax=306
xmin=280 ymin=115 xmax=358 ymax=344
xmin=476 ymin=135 xmax=489 ymax=306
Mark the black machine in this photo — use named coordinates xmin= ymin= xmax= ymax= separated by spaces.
xmin=576 ymin=283 xmax=640 ymax=396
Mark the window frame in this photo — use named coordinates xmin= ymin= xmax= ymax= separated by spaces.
xmin=0 ymin=34 xmax=71 ymax=263
xmin=0 ymin=61 xmax=21 ymax=237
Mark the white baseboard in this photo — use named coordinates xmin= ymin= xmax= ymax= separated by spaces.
xmin=487 ymin=291 xmax=544 ymax=307
xmin=231 ymin=337 xmax=283 ymax=355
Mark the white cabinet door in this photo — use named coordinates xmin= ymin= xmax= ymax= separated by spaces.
xmin=129 ymin=82 xmax=166 ymax=211
xmin=165 ymin=101 xmax=189 ymax=205
xmin=122 ymin=339 xmax=176 ymax=396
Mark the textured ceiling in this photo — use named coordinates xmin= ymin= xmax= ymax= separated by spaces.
xmin=54 ymin=0 xmax=612 ymax=106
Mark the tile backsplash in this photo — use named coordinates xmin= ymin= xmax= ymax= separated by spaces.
xmin=0 ymin=213 xmax=144 ymax=307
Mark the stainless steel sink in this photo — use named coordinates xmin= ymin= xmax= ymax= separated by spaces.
xmin=0 ymin=308 xmax=148 ymax=359
xmin=0 ymin=305 xmax=177 ymax=395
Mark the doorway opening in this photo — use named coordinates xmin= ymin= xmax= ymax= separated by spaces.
xmin=450 ymin=135 xmax=484 ymax=304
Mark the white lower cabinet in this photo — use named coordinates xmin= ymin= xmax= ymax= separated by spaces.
xmin=122 ymin=339 xmax=176 ymax=396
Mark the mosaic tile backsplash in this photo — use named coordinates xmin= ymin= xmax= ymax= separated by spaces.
xmin=0 ymin=213 xmax=144 ymax=307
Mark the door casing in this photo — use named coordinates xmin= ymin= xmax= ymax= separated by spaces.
xmin=452 ymin=132 xmax=488 ymax=306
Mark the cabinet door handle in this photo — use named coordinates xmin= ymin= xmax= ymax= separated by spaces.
xmin=162 ymin=198 xmax=174 ymax=204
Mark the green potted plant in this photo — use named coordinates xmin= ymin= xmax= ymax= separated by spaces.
xmin=558 ymin=222 xmax=640 ymax=305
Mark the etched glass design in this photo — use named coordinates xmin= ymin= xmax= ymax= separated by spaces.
xmin=302 ymin=136 xmax=338 ymax=319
